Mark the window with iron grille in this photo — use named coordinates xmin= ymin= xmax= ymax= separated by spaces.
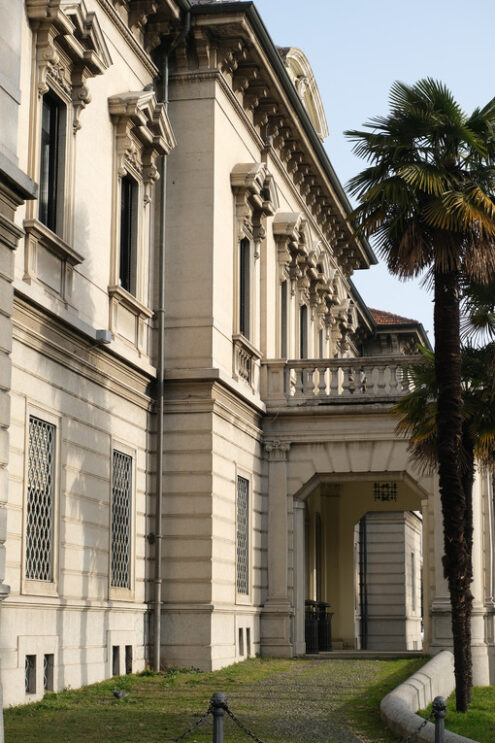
xmin=111 ymin=450 xmax=132 ymax=589
xmin=25 ymin=655 xmax=36 ymax=694
xmin=26 ymin=416 xmax=55 ymax=581
xmin=236 ymin=476 xmax=249 ymax=595
xmin=43 ymin=654 xmax=54 ymax=691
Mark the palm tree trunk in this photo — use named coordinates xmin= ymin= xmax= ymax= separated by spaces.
xmin=434 ymin=264 xmax=471 ymax=712
xmin=461 ymin=424 xmax=475 ymax=705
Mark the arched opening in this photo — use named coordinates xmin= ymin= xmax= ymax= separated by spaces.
xmin=295 ymin=474 xmax=426 ymax=654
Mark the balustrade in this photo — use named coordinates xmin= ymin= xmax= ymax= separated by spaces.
xmin=261 ymin=355 xmax=418 ymax=407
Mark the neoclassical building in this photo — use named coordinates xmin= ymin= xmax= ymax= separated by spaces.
xmin=1 ymin=0 xmax=494 ymax=710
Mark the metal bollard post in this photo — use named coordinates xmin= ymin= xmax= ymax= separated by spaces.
xmin=432 ymin=696 xmax=446 ymax=743
xmin=210 ymin=692 xmax=227 ymax=743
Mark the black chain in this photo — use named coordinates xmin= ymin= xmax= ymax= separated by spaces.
xmin=224 ymin=702 xmax=266 ymax=743
xmin=401 ymin=709 xmax=435 ymax=743
xmin=171 ymin=705 xmax=213 ymax=743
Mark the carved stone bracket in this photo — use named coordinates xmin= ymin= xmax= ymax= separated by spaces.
xmin=26 ymin=0 xmax=112 ymax=130
xmin=109 ymin=89 xmax=176 ymax=201
xmin=231 ymin=162 xmax=278 ymax=256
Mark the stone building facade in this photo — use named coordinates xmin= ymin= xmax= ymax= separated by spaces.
xmin=1 ymin=0 xmax=494 ymax=711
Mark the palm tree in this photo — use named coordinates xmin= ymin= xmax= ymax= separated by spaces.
xmin=461 ymin=279 xmax=495 ymax=342
xmin=394 ymin=344 xmax=495 ymax=702
xmin=345 ymin=79 xmax=495 ymax=711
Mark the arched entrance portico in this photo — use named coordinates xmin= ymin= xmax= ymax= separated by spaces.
xmin=260 ymin=404 xmax=435 ymax=657
xmin=293 ymin=472 xmax=427 ymax=653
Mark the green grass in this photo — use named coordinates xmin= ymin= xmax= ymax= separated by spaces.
xmin=420 ymin=686 xmax=495 ymax=743
xmin=4 ymin=656 xmax=426 ymax=743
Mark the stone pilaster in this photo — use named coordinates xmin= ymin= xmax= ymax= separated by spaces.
xmin=293 ymin=499 xmax=306 ymax=655
xmin=260 ymin=439 xmax=294 ymax=656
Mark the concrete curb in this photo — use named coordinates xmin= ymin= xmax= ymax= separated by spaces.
xmin=380 ymin=651 xmax=477 ymax=743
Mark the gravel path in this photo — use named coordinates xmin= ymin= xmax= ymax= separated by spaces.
xmin=219 ymin=659 xmax=394 ymax=743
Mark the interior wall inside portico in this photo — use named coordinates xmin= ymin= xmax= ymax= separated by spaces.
xmin=301 ymin=478 xmax=423 ymax=649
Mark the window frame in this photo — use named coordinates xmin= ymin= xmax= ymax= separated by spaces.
xmin=299 ymin=304 xmax=308 ymax=359
xmin=119 ymin=173 xmax=139 ymax=296
xmin=235 ymin=468 xmax=252 ymax=605
xmin=38 ymin=91 xmax=66 ymax=236
xmin=109 ymin=440 xmax=136 ymax=600
xmin=22 ymin=405 xmax=60 ymax=598
xmin=239 ymin=237 xmax=252 ymax=340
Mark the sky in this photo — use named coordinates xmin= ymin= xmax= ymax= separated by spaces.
xmin=250 ymin=0 xmax=495 ymax=341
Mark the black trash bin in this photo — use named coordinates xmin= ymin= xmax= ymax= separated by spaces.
xmin=304 ymin=600 xmax=319 ymax=654
xmin=317 ymin=602 xmax=333 ymax=651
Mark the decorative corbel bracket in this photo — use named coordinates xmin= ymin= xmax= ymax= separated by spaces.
xmin=27 ymin=0 xmax=112 ymax=129
xmin=231 ymin=162 xmax=277 ymax=256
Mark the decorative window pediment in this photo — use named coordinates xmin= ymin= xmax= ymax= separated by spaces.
xmin=108 ymin=90 xmax=176 ymax=200
xmin=231 ymin=162 xmax=278 ymax=256
xmin=27 ymin=0 xmax=112 ymax=129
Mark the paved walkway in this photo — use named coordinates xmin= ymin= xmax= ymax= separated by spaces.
xmin=223 ymin=657 xmax=414 ymax=743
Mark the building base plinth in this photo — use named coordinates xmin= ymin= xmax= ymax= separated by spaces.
xmin=260 ymin=601 xmax=294 ymax=657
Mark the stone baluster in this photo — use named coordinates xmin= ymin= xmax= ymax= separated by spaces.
xmin=330 ymin=365 xmax=340 ymax=398
xmin=317 ymin=366 xmax=327 ymax=397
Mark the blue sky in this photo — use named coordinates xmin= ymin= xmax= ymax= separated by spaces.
xmin=252 ymin=0 xmax=495 ymax=340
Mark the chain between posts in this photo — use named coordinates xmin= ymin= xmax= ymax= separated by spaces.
xmin=172 ymin=705 xmax=213 ymax=743
xmin=170 ymin=693 xmax=266 ymax=743
xmin=401 ymin=710 xmax=435 ymax=743
xmin=223 ymin=703 xmax=266 ymax=743
xmin=401 ymin=696 xmax=447 ymax=743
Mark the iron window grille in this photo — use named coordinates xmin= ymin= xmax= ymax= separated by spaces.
xmin=25 ymin=655 xmax=36 ymax=694
xmin=43 ymin=654 xmax=54 ymax=691
xmin=111 ymin=450 xmax=132 ymax=589
xmin=236 ymin=476 xmax=249 ymax=594
xmin=26 ymin=416 xmax=55 ymax=581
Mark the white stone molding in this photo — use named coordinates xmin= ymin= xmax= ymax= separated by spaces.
xmin=107 ymin=90 xmax=175 ymax=356
xmin=231 ymin=162 xmax=278 ymax=257
xmin=232 ymin=333 xmax=262 ymax=390
xmin=26 ymin=0 xmax=112 ymax=131
xmin=23 ymin=218 xmax=84 ymax=304
xmin=108 ymin=90 xmax=176 ymax=200
xmin=278 ymin=47 xmax=329 ymax=142
xmin=264 ymin=439 xmax=291 ymax=462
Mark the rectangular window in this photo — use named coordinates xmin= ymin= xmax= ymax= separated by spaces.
xmin=280 ymin=280 xmax=288 ymax=358
xmin=39 ymin=93 xmax=63 ymax=233
xmin=319 ymin=329 xmax=324 ymax=358
xmin=25 ymin=655 xmax=36 ymax=694
xmin=300 ymin=305 xmax=308 ymax=359
xmin=236 ymin=476 xmax=249 ymax=595
xmin=119 ymin=175 xmax=138 ymax=295
xmin=238 ymin=627 xmax=244 ymax=656
xmin=239 ymin=238 xmax=251 ymax=339
xmin=111 ymin=450 xmax=132 ymax=589
xmin=26 ymin=416 xmax=55 ymax=581
xmin=43 ymin=654 xmax=54 ymax=692
xmin=125 ymin=645 xmax=133 ymax=675
xmin=112 ymin=645 xmax=120 ymax=676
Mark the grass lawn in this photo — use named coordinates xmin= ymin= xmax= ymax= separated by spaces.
xmin=4 ymin=656 xmax=426 ymax=743
xmin=421 ymin=686 xmax=495 ymax=743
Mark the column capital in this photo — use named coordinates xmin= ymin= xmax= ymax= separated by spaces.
xmin=264 ymin=439 xmax=290 ymax=461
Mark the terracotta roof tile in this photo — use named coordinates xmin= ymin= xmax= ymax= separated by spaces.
xmin=369 ymin=308 xmax=418 ymax=325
